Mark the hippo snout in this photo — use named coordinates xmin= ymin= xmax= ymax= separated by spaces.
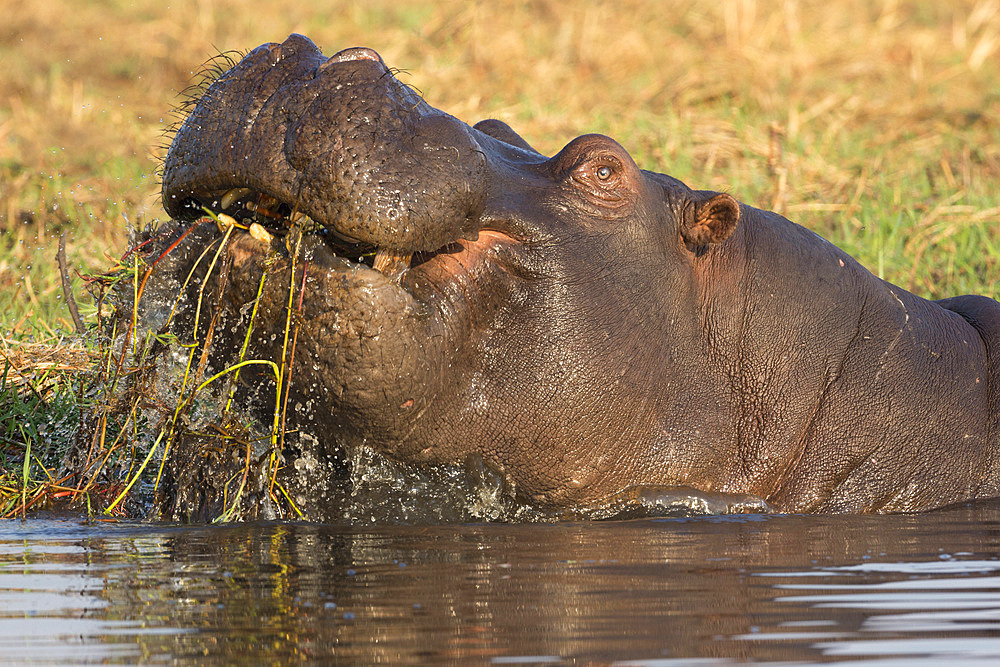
xmin=162 ymin=34 xmax=488 ymax=261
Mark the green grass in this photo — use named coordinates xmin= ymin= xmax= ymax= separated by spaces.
xmin=0 ymin=345 xmax=92 ymax=517
xmin=0 ymin=0 xmax=997 ymax=516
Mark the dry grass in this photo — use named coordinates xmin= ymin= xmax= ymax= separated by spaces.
xmin=0 ymin=336 xmax=96 ymax=518
xmin=2 ymin=0 xmax=998 ymax=326
xmin=0 ymin=337 xmax=95 ymax=393
xmin=0 ymin=0 xmax=998 ymax=517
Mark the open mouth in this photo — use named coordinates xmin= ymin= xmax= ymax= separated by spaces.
xmin=188 ymin=186 xmax=417 ymax=283
xmin=162 ymin=36 xmax=499 ymax=286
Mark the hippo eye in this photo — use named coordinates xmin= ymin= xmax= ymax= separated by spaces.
xmin=562 ymin=150 xmax=634 ymax=213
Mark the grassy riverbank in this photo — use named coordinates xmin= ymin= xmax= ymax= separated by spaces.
xmin=1 ymin=0 xmax=998 ymax=516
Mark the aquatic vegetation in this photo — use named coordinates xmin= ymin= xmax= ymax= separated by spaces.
xmin=0 ymin=217 xmax=298 ymax=520
xmin=0 ymin=337 xmax=94 ymax=516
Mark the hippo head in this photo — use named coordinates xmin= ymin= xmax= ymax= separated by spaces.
xmin=160 ymin=34 xmax=742 ymax=509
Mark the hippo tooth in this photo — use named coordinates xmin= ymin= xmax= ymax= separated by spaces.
xmin=220 ymin=187 xmax=253 ymax=210
xmin=249 ymin=222 xmax=274 ymax=244
xmin=258 ymin=194 xmax=280 ymax=208
xmin=251 ymin=194 xmax=286 ymax=221
xmin=372 ymin=248 xmax=412 ymax=281
xmin=214 ymin=212 xmax=238 ymax=232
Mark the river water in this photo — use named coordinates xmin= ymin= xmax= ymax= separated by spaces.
xmin=3 ymin=503 xmax=1000 ymax=664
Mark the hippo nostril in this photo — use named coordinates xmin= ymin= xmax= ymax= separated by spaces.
xmin=267 ymin=44 xmax=284 ymax=66
xmin=329 ymin=47 xmax=384 ymax=65
xmin=316 ymin=47 xmax=385 ymax=77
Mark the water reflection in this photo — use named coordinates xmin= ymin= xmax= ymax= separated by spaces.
xmin=2 ymin=504 xmax=1000 ymax=663
xmin=0 ymin=520 xmax=187 ymax=663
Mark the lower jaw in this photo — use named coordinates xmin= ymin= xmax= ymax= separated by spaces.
xmin=192 ymin=185 xmax=516 ymax=288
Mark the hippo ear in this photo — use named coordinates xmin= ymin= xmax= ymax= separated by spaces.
xmin=474 ymin=119 xmax=540 ymax=154
xmin=682 ymin=193 xmax=740 ymax=247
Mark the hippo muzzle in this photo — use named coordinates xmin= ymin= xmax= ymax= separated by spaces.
xmin=157 ymin=35 xmax=543 ymax=487
xmin=162 ymin=33 xmax=488 ymax=261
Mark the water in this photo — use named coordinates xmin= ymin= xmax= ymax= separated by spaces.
xmin=4 ymin=503 xmax=1000 ymax=664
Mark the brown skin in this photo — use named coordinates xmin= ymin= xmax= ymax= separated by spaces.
xmin=159 ymin=35 xmax=1000 ymax=514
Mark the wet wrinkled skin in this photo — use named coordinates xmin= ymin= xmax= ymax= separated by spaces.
xmin=157 ymin=34 xmax=1000 ymax=516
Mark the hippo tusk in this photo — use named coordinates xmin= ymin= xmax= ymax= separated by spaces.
xmin=220 ymin=187 xmax=253 ymax=210
xmin=372 ymin=248 xmax=412 ymax=282
xmin=248 ymin=222 xmax=274 ymax=244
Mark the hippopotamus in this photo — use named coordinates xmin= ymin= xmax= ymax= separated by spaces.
xmin=156 ymin=34 xmax=1000 ymax=516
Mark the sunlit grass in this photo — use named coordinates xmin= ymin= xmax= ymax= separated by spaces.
xmin=0 ymin=338 xmax=95 ymax=517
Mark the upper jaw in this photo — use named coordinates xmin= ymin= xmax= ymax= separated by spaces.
xmin=161 ymin=34 xmax=489 ymax=272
